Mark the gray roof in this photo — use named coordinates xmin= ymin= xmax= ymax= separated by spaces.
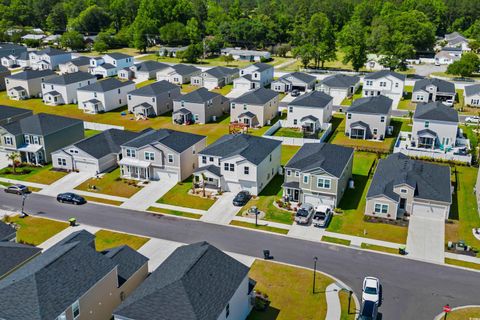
xmin=135 ymin=61 xmax=169 ymax=72
xmin=194 ymin=164 xmax=222 ymax=177
xmin=173 ymin=108 xmax=192 ymax=115
xmin=283 ymin=181 xmax=300 ymax=189
xmin=348 ymin=95 xmax=392 ymax=115
xmin=199 ymin=134 xmax=281 ymax=165
xmin=320 ymin=74 xmax=359 ymax=88
xmin=35 ymin=47 xmax=68 ymax=57
xmin=442 ymin=47 xmax=462 ymax=52
xmin=289 ymin=91 xmax=332 ymax=108
xmin=285 ymin=143 xmax=353 ymax=178
xmin=103 ymin=245 xmax=148 ymax=285
xmin=68 ymin=56 xmax=90 ymax=67
xmin=364 ymin=70 xmax=406 ymax=81
xmin=2 ymin=113 xmax=82 ymax=136
xmin=279 ymin=72 xmax=316 ymax=84
xmin=465 ymin=84 xmax=480 ymax=97
xmin=413 ymin=78 xmax=455 ymax=94
xmin=105 ymin=52 xmax=132 ymax=60
xmin=250 ymin=62 xmax=272 ymax=72
xmin=301 ymin=115 xmax=319 ymax=122
xmin=44 ymin=90 xmax=60 ymax=96
xmin=350 ymin=120 xmax=369 ymax=128
xmin=114 ymin=241 xmax=249 ymax=320
xmin=128 ymin=80 xmax=179 ymax=97
xmin=70 ymin=129 xmax=141 ymax=159
xmin=238 ymin=111 xmax=256 ymax=118
xmin=0 ymin=242 xmax=41 ymax=279
xmin=204 ymin=66 xmax=238 ymax=78
xmin=414 ymin=101 xmax=458 ymax=122
xmin=175 ymin=88 xmax=225 ymax=104
xmin=99 ymin=63 xmax=116 ymax=70
xmin=445 ymin=32 xmax=465 ymax=41
xmin=78 ymin=78 xmax=134 ymax=92
xmin=0 ymin=221 xmax=16 ymax=241
xmin=6 ymin=69 xmax=55 ymax=80
xmin=44 ymin=71 xmax=95 ymax=85
xmin=122 ymin=129 xmax=205 ymax=153
xmin=367 ymin=153 xmax=452 ymax=204
xmin=171 ymin=64 xmax=200 ymax=76
xmin=0 ymin=105 xmax=32 ymax=123
xmin=232 ymin=87 xmax=278 ymax=105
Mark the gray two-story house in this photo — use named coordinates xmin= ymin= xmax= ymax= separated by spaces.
xmin=118 ymin=129 xmax=207 ymax=182
xmin=127 ymin=81 xmax=181 ymax=117
xmin=173 ymin=88 xmax=229 ymax=125
xmin=5 ymin=69 xmax=56 ymax=100
xmin=412 ymin=78 xmax=456 ymax=104
xmin=345 ymin=95 xmax=392 ymax=140
xmin=283 ymin=143 xmax=354 ymax=208
xmin=230 ymin=88 xmax=279 ymax=127
xmin=0 ymin=113 xmax=84 ymax=165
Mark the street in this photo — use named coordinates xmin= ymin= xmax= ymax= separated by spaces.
xmin=1 ymin=191 xmax=479 ymax=319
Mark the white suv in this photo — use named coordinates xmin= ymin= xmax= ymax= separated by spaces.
xmin=362 ymin=276 xmax=380 ymax=304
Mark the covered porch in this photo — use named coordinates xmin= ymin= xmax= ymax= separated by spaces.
xmin=82 ymin=99 xmax=103 ymax=114
xmin=282 ymin=181 xmax=301 ymax=203
xmin=416 ymin=129 xmax=437 ymax=150
xmin=300 ymin=115 xmax=320 ymax=134
xmin=173 ymin=108 xmax=194 ymax=125
xmin=238 ymin=111 xmax=259 ymax=128
xmin=132 ymin=102 xmax=155 ymax=118
xmin=119 ymin=158 xmax=152 ymax=180
xmin=8 ymin=86 xmax=27 ymax=100
xmin=43 ymin=91 xmax=63 ymax=106
xmin=18 ymin=144 xmax=45 ymax=165
xmin=349 ymin=121 xmax=370 ymax=140
xmin=193 ymin=165 xmax=223 ymax=190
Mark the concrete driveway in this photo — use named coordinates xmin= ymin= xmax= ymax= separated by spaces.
xmin=121 ymin=180 xmax=176 ymax=211
xmin=287 ymin=223 xmax=326 ymax=241
xmin=39 ymin=171 xmax=94 ymax=196
xmin=406 ymin=215 xmax=445 ymax=263
xmin=200 ymin=192 xmax=242 ymax=225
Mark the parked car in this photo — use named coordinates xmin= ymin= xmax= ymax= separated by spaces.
xmin=57 ymin=193 xmax=87 ymax=205
xmin=291 ymin=89 xmax=300 ymax=97
xmin=362 ymin=276 xmax=380 ymax=304
xmin=312 ymin=205 xmax=332 ymax=228
xmin=294 ymin=203 xmax=314 ymax=225
xmin=358 ymin=300 xmax=378 ymax=320
xmin=4 ymin=184 xmax=29 ymax=195
xmin=465 ymin=116 xmax=480 ymax=124
xmin=232 ymin=191 xmax=251 ymax=206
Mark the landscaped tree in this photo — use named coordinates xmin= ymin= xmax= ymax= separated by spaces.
xmin=446 ymin=52 xmax=480 ymax=78
xmin=6 ymin=152 xmax=20 ymax=174
xmin=59 ymin=30 xmax=85 ymax=51
xmin=178 ymin=43 xmax=202 ymax=63
xmin=186 ymin=18 xmax=202 ymax=44
xmin=307 ymin=13 xmax=336 ymax=68
xmin=93 ymin=32 xmax=112 ymax=53
xmin=68 ymin=5 xmax=112 ymax=33
xmin=338 ymin=19 xmax=368 ymax=71
xmin=130 ymin=17 xmax=156 ymax=53
xmin=292 ymin=44 xmax=314 ymax=69
xmin=219 ymin=54 xmax=234 ymax=66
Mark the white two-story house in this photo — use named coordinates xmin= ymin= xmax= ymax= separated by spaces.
xmin=90 ymin=53 xmax=134 ymax=78
xmin=233 ymin=63 xmax=274 ymax=91
xmin=285 ymin=91 xmax=333 ymax=133
xmin=194 ymin=134 xmax=281 ymax=195
xmin=230 ymin=88 xmax=279 ymax=127
xmin=156 ymin=64 xmax=201 ymax=84
xmin=412 ymin=78 xmax=456 ymax=104
xmin=191 ymin=66 xmax=239 ymax=89
xmin=5 ymin=69 xmax=56 ymax=100
xmin=29 ymin=47 xmax=72 ymax=70
xmin=42 ymin=71 xmax=97 ymax=106
xmin=363 ymin=70 xmax=405 ymax=109
xmin=77 ymin=78 xmax=135 ymax=114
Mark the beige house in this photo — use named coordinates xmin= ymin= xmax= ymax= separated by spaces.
xmin=345 ymin=95 xmax=392 ymax=140
xmin=230 ymin=87 xmax=279 ymax=127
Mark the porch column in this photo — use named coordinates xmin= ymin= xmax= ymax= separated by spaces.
xmin=34 ymin=153 xmax=39 ymax=165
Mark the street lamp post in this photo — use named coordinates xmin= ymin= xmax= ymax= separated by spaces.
xmin=312 ymin=257 xmax=318 ymax=294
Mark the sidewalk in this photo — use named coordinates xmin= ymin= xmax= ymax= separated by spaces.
xmin=149 ymin=202 xmax=207 ymax=215
xmin=39 ymin=171 xmax=93 ymax=196
xmin=445 ymin=252 xmax=480 ymax=264
xmin=0 ymin=176 xmax=46 ymax=189
xmin=121 ymin=180 xmax=176 ymax=211
xmin=201 ymin=193 xmax=242 ymax=224
xmin=326 ymin=283 xmax=342 ymax=320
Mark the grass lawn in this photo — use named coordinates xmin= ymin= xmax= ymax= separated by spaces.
xmin=281 ymin=145 xmax=300 ymax=165
xmin=321 ymin=236 xmax=351 ymax=246
xmin=229 ymin=220 xmax=289 ymax=235
xmin=445 ymin=258 xmax=480 ymax=271
xmin=247 ymin=260 xmax=355 ymax=320
xmin=136 ymin=79 xmax=157 ymax=89
xmin=140 ymin=54 xmax=253 ymax=68
xmin=94 ymin=229 xmax=149 ymax=251
xmin=361 ymin=243 xmax=399 ymax=255
xmin=147 ymin=206 xmax=202 ymax=219
xmin=328 ymin=152 xmax=409 ymax=244
xmin=181 ymin=84 xmax=199 ymax=93
xmin=156 ymin=176 xmax=216 ymax=210
xmin=212 ymin=84 xmax=233 ymax=96
xmin=82 ymin=47 xmax=155 ymax=57
xmin=83 ymin=196 xmax=123 ymax=206
xmin=443 ymin=306 xmax=480 ymax=320
xmin=273 ymin=127 xmax=304 ymax=138
xmin=3 ymin=215 xmax=68 ymax=246
xmin=431 ymin=71 xmax=480 ymax=80
xmin=0 ymin=164 xmax=67 ymax=185
xmin=340 ymin=86 xmax=363 ymax=106
xmin=241 ymin=175 xmax=293 ymax=225
xmin=75 ymin=168 xmax=142 ymax=198
xmin=84 ymin=129 xmax=101 ymax=138
xmin=397 ymin=85 xmax=415 ymax=111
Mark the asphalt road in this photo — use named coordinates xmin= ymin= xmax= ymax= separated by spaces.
xmin=1 ymin=192 xmax=479 ymax=319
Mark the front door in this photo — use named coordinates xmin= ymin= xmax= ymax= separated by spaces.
xmin=400 ymin=198 xmax=406 ymax=210
xmin=293 ymin=189 xmax=299 ymax=201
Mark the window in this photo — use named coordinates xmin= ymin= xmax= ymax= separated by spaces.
xmin=224 ymin=163 xmax=229 ymax=171
xmin=3 ymin=136 xmax=12 ymax=145
xmin=57 ymin=158 xmax=66 ymax=166
xmin=167 ymin=154 xmax=174 ymax=163
xmin=347 ymin=113 xmax=351 ymax=119
xmin=119 ymin=99 xmax=122 ymax=104
xmin=317 ymin=177 xmax=331 ymax=189
xmin=226 ymin=303 xmax=230 ymax=318
xmin=289 ymin=106 xmax=293 ymax=113
xmin=286 ymin=170 xmax=291 ymax=176
xmin=230 ymin=163 xmax=234 ymax=171
xmin=56 ymin=312 xmax=67 ymax=320
xmin=209 ymin=157 xmax=214 ymax=162
xmin=295 ymin=171 xmax=300 ymax=177
xmin=118 ymin=88 xmax=121 ymax=94
xmin=145 ymin=152 xmax=155 ymax=161
xmin=303 ymin=175 xmax=309 ymax=184
xmin=243 ymin=105 xmax=247 ymax=110
xmin=373 ymin=129 xmax=377 ymax=135
xmin=231 ymin=103 xmax=235 ymax=109
xmin=395 ymin=83 xmax=399 ymax=88
xmin=416 ymin=95 xmax=424 ymax=101
xmin=424 ymin=121 xmax=429 ymax=128
xmin=126 ymin=149 xmax=136 ymax=157
xmin=380 ymin=116 xmax=385 ymax=123
xmin=24 ymin=135 xmax=30 ymax=144
xmin=400 ymin=189 xmax=407 ymax=194
xmin=244 ymin=166 xmax=249 ymax=175
xmin=128 ymin=95 xmax=131 ymax=100
xmin=269 ymin=154 xmax=272 ymax=162
xmin=374 ymin=203 xmax=389 ymax=214
xmin=293 ymin=119 xmax=297 ymax=125
xmin=69 ymin=149 xmax=78 ymax=154
xmin=72 ymin=300 xmax=80 ymax=319
xmin=380 ymin=81 xmax=386 ymax=87
xmin=32 ymin=136 xmax=39 ymax=144
xmin=202 ymin=156 xmax=207 ymax=164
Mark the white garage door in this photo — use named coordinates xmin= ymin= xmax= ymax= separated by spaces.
xmin=153 ymin=170 xmax=178 ymax=181
xmin=226 ymin=181 xmax=243 ymax=194
xmin=303 ymin=194 xmax=335 ymax=208
xmin=234 ymin=82 xmax=252 ymax=91
xmin=74 ymin=160 xmax=98 ymax=173
xmin=412 ymin=203 xmax=447 ymax=220
xmin=0 ymin=150 xmax=10 ymax=169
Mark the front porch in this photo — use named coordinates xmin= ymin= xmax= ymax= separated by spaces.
xmin=173 ymin=108 xmax=194 ymax=125
xmin=82 ymin=99 xmax=103 ymax=114
xmin=349 ymin=121 xmax=370 ymax=140
xmin=132 ymin=102 xmax=155 ymax=118
xmin=17 ymin=144 xmax=45 ymax=165
xmin=44 ymin=91 xmax=63 ymax=106
xmin=8 ymin=86 xmax=27 ymax=100
xmin=237 ymin=111 xmax=259 ymax=128
xmin=119 ymin=158 xmax=153 ymax=181
xmin=282 ymin=181 xmax=301 ymax=203
xmin=193 ymin=165 xmax=223 ymax=192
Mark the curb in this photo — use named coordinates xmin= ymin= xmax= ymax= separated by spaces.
xmin=433 ymin=305 xmax=480 ymax=320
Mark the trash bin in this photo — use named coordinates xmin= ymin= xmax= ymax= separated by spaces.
xmin=399 ymin=245 xmax=406 ymax=255
xmin=263 ymin=250 xmax=270 ymax=260
xmin=68 ymin=218 xmax=76 ymax=227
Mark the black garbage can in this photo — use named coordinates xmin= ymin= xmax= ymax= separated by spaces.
xmin=263 ymin=250 xmax=270 ymax=260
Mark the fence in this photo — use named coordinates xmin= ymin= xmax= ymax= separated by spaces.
xmin=84 ymin=122 xmax=124 ymax=131
xmin=262 ymin=120 xmax=332 ymax=146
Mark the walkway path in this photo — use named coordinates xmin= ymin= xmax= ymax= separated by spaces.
xmin=39 ymin=172 xmax=93 ymax=196
xmin=274 ymin=59 xmax=297 ymax=70
xmin=201 ymin=193 xmax=242 ymax=224
xmin=325 ymin=283 xmax=343 ymax=320
xmin=121 ymin=180 xmax=176 ymax=211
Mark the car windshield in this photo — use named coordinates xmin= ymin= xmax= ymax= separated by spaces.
xmin=296 ymin=209 xmax=309 ymax=217
xmin=315 ymin=212 xmax=326 ymax=218
xmin=364 ymin=286 xmax=377 ymax=295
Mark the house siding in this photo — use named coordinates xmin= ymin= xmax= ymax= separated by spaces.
xmin=411 ymin=119 xmax=458 ymax=149
xmin=128 ymin=87 xmax=181 ymax=117
xmin=345 ymin=112 xmax=391 ymax=140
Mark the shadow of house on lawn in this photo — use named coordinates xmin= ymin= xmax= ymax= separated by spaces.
xmin=338 ymin=174 xmax=369 ymax=211
xmin=258 ymin=175 xmax=283 ymax=197
xmin=247 ymin=306 xmax=281 ymax=320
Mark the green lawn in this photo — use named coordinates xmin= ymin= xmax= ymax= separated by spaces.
xmin=75 ymin=168 xmax=142 ymax=198
xmin=281 ymin=145 xmax=300 ymax=165
xmin=211 ymin=84 xmax=233 ymax=96
xmin=82 ymin=47 xmax=154 ymax=57
xmin=136 ymin=79 xmax=156 ymax=88
xmin=361 ymin=243 xmax=399 ymax=255
xmin=397 ymin=85 xmax=415 ymax=111
xmin=445 ymin=258 xmax=480 ymax=271
xmin=321 ymin=236 xmax=351 ymax=246
xmin=156 ymin=176 xmax=216 ymax=210
xmin=247 ymin=260 xmax=355 ymax=320
xmin=230 ymin=220 xmax=289 ymax=235
xmin=340 ymin=86 xmax=363 ymax=106
xmin=0 ymin=164 xmax=67 ymax=185
xmin=443 ymin=306 xmax=480 ymax=320
xmin=84 ymin=129 xmax=101 ymax=138
xmin=147 ymin=206 xmax=202 ymax=219
xmin=281 ymin=49 xmax=365 ymax=74
xmin=431 ymin=71 xmax=480 ymax=80
xmin=94 ymin=229 xmax=150 ymax=251
xmin=139 ymin=54 xmax=254 ymax=68
xmin=83 ymin=196 xmax=123 ymax=206
xmin=328 ymin=152 xmax=409 ymax=244
xmin=3 ymin=215 xmax=68 ymax=246
xmin=273 ymin=127 xmax=304 ymax=138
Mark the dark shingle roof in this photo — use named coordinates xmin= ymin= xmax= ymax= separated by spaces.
xmin=114 ymin=241 xmax=249 ymax=320
xmin=68 ymin=56 xmax=90 ymax=67
xmin=320 ymin=74 xmax=360 ymax=88
xmin=36 ymin=47 xmax=68 ymax=57
xmin=348 ymin=95 xmax=392 ymax=115
xmin=103 ymin=245 xmax=148 ymax=285
xmin=0 ymin=221 xmax=16 ymax=241
xmin=129 ymin=80 xmax=179 ymax=97
xmin=135 ymin=61 xmax=169 ymax=72
xmin=289 ymin=91 xmax=332 ymax=108
xmin=175 ymin=88 xmax=225 ymax=104
xmin=414 ymin=101 xmax=458 ymax=122
xmin=364 ymin=70 xmax=406 ymax=81
xmin=78 ymin=78 xmax=134 ymax=92
xmin=285 ymin=143 xmax=353 ymax=177
xmin=367 ymin=153 xmax=452 ymax=203
xmin=465 ymin=84 xmax=480 ymax=97
xmin=194 ymin=164 xmax=221 ymax=177
xmin=413 ymin=78 xmax=455 ymax=94
xmin=2 ymin=113 xmax=82 ymax=136
xmin=6 ymin=69 xmax=55 ymax=80
xmin=279 ymin=72 xmax=316 ymax=84
xmin=250 ymin=62 xmax=272 ymax=72
xmin=0 ymin=105 xmax=32 ymax=123
xmin=232 ymin=87 xmax=278 ymax=105
xmin=199 ymin=134 xmax=281 ymax=165
xmin=99 ymin=63 xmax=116 ymax=70
xmin=105 ymin=52 xmax=132 ymax=60
xmin=44 ymin=71 xmax=95 ymax=85
xmin=171 ymin=64 xmax=200 ymax=76
xmin=122 ymin=129 xmax=205 ymax=153
xmin=0 ymin=242 xmax=41 ymax=279
xmin=204 ymin=66 xmax=238 ymax=78
xmin=71 ymin=129 xmax=141 ymax=159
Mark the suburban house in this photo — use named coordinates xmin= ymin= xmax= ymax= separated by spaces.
xmin=173 ymin=88 xmax=229 ymax=124
xmin=77 ymin=78 xmax=136 ymax=114
xmin=317 ymin=74 xmax=360 ymax=105
xmin=29 ymin=47 xmax=72 ymax=70
xmin=0 ymin=230 xmax=149 ymax=320
xmin=230 ymin=88 xmax=279 ymax=127
xmin=1 ymin=52 xmax=30 ymax=68
xmin=158 ymin=46 xmax=188 ymax=57
xmin=118 ymin=128 xmax=207 ymax=182
xmin=345 ymin=95 xmax=393 ymax=140
xmin=271 ymin=72 xmax=317 ymax=93
xmin=0 ymin=65 xmax=10 ymax=90
xmin=221 ymin=47 xmax=271 ymax=61
xmin=0 ymin=42 xmax=26 ymax=59
xmin=156 ymin=64 xmax=201 ymax=84
xmin=411 ymin=78 xmax=455 ymax=104
xmin=194 ymin=134 xmax=281 ymax=195
xmin=364 ymin=54 xmax=387 ymax=71
xmin=191 ymin=66 xmax=239 ymax=89
xmin=444 ymin=32 xmax=470 ymax=52
xmin=283 ymin=143 xmax=354 ymax=207
xmin=464 ymin=84 xmax=480 ymax=107
xmin=5 ymin=69 xmax=56 ymax=100
xmin=0 ymin=221 xmax=16 ymax=242
xmin=41 ymin=71 xmax=97 ymax=106
xmin=0 ymin=241 xmax=41 ymax=279
xmin=285 ymin=91 xmax=333 ymax=133
xmin=114 ymin=241 xmax=254 ymax=320
xmin=52 ymin=128 xmax=141 ymax=174
xmin=127 ymin=80 xmax=181 ymax=117
xmin=362 ymin=70 xmax=405 ymax=108
xmin=0 ymin=113 xmax=84 ymax=165
xmin=366 ymin=153 xmax=451 ymax=220
xmin=0 ymin=106 xmax=32 ymax=126
xmin=126 ymin=61 xmax=169 ymax=82
xmin=233 ymin=63 xmax=274 ymax=90
xmin=90 ymin=53 xmax=134 ymax=78
xmin=434 ymin=50 xmax=460 ymax=65
xmin=59 ymin=56 xmax=91 ymax=74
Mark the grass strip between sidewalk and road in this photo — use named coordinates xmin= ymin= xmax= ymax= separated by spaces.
xmin=147 ymin=206 xmax=202 ymax=219
xmin=230 ymin=220 xmax=289 ymax=235
xmin=445 ymin=258 xmax=480 ymax=271
xmin=360 ymin=243 xmax=399 ymax=255
xmin=321 ymin=236 xmax=351 ymax=246
xmin=83 ymin=196 xmax=123 ymax=206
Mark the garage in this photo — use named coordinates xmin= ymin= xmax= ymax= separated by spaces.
xmin=74 ymin=160 xmax=98 ymax=173
xmin=0 ymin=150 xmax=10 ymax=169
xmin=303 ymin=194 xmax=335 ymax=208
xmin=412 ymin=202 xmax=448 ymax=220
xmin=153 ymin=169 xmax=179 ymax=182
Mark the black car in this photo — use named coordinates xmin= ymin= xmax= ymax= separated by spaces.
xmin=4 ymin=184 xmax=29 ymax=195
xmin=358 ymin=300 xmax=378 ymax=320
xmin=291 ymin=89 xmax=301 ymax=97
xmin=233 ymin=191 xmax=251 ymax=206
xmin=57 ymin=193 xmax=87 ymax=205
